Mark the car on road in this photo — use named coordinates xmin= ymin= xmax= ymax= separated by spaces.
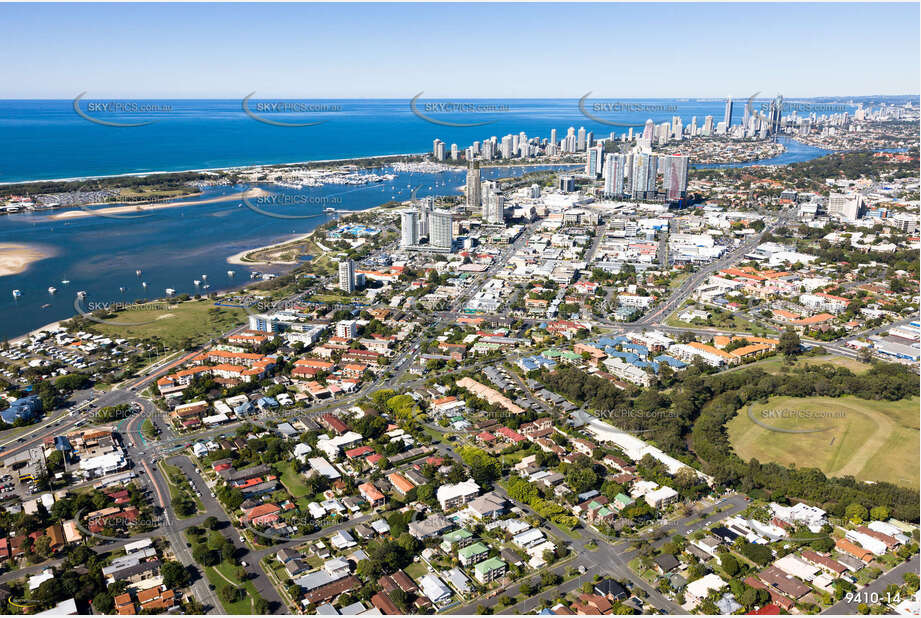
xmin=239 ymin=536 xmax=246 ymax=543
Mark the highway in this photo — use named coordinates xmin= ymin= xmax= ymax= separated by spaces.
xmin=636 ymin=213 xmax=790 ymax=327
xmin=0 ymin=202 xmax=912 ymax=616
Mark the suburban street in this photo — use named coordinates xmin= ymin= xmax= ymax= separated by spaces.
xmin=823 ymin=554 xmax=920 ymax=615
xmin=0 ymin=193 xmax=914 ymax=617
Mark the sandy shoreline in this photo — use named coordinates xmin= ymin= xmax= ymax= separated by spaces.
xmin=0 ymin=152 xmax=427 ymax=187
xmin=226 ymin=203 xmax=384 ymax=265
xmin=48 ymin=187 xmax=269 ymax=221
xmin=9 ymin=320 xmax=64 ymax=345
xmin=0 ymin=243 xmax=54 ymax=277
xmin=226 ymin=230 xmax=319 ymax=266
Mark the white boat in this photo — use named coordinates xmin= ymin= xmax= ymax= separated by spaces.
xmin=141 ymin=282 xmax=148 ymax=288
xmin=11 ymin=290 xmax=21 ymax=298
xmin=119 ymin=287 xmax=125 ymax=293
xmin=48 ymin=287 xmax=57 ymax=294
xmin=165 ymin=288 xmax=176 ymax=295
xmin=76 ymin=290 xmax=86 ymax=298
xmin=202 ymin=284 xmax=211 ymax=289
xmin=61 ymin=280 xmax=70 ymax=285
xmin=201 ymin=274 xmax=207 ymax=280
xmin=250 ymin=272 xmax=260 ymax=279
xmin=193 ymin=280 xmax=201 ymax=286
xmin=136 ymin=270 xmax=142 ymax=276
xmin=227 ymin=270 xmax=235 ymax=277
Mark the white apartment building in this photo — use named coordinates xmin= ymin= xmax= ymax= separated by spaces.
xmin=436 ymin=480 xmax=481 ymax=511
xmin=338 ymin=259 xmax=355 ymax=292
xmin=602 ymin=357 xmax=653 ymax=387
xmin=335 ymin=320 xmax=358 ymax=339
xmin=827 ymin=192 xmax=864 ymax=221
xmin=617 ymin=294 xmax=654 ymax=309
xmin=799 ymin=293 xmax=848 ymax=314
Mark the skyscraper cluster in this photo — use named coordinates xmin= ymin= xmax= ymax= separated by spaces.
xmin=597 ymin=151 xmax=688 ymax=202
xmin=450 ymin=125 xmax=599 ymax=165
xmin=482 ymin=181 xmax=505 ymax=225
xmin=432 ymin=139 xmax=446 ymax=161
xmin=610 ymin=94 xmax=843 ymax=144
xmin=400 ymin=199 xmax=453 ymax=252
xmin=438 ymin=94 xmax=857 ymax=177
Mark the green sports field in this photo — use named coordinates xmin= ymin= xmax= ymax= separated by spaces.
xmin=726 ymin=395 xmax=920 ymax=488
xmin=86 ymin=299 xmax=246 ymax=347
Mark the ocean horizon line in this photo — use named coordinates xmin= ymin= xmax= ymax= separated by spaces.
xmin=0 ymin=152 xmax=433 ymax=187
xmin=2 ymin=94 xmax=918 ymax=102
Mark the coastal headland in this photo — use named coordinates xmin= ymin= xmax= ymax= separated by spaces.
xmin=48 ymin=187 xmax=270 ymax=221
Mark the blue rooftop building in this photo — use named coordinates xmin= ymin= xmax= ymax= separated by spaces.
xmin=654 ymin=354 xmax=687 ymax=369
xmin=234 ymin=401 xmax=255 ymax=416
xmin=1 ymin=395 xmax=42 ymax=425
xmin=622 ymin=342 xmax=649 ymax=358
xmin=256 ymin=396 xmax=279 ymax=410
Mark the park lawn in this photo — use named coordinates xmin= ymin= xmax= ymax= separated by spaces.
xmin=158 ymin=462 xmax=186 ymax=501
xmin=205 ymin=562 xmax=259 ymax=614
xmin=500 ymin=451 xmax=530 ymax=465
xmin=242 ymin=234 xmax=333 ymax=273
xmin=263 ymin=558 xmax=291 ymax=587
xmin=727 ymin=395 xmax=920 ymax=488
xmin=626 ymin=558 xmax=657 ymax=583
xmin=118 ymin=187 xmax=198 ymax=200
xmin=859 ymin=418 xmax=921 ymax=489
xmin=552 ymin=522 xmax=582 ymax=540
xmin=420 ymin=426 xmax=449 ymax=445
xmin=141 ymin=418 xmax=159 ymax=441
xmin=793 ymin=355 xmax=872 ymax=375
xmin=158 ymin=461 xmax=203 ymax=516
xmin=738 ymin=354 xmax=872 ymax=376
xmin=86 ymin=299 xmax=246 ymax=348
xmin=665 ymin=314 xmax=776 ymax=335
xmin=278 ymin=461 xmax=309 ymax=498
xmin=309 ymin=293 xmax=356 ymax=304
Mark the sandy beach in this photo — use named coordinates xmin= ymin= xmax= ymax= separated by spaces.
xmin=226 ymin=230 xmax=318 ymax=266
xmin=0 ymin=243 xmax=54 ymax=277
xmin=1 ymin=152 xmax=426 ymax=187
xmin=48 ymin=187 xmax=270 ymax=221
xmin=225 ymin=203 xmax=385 ymax=265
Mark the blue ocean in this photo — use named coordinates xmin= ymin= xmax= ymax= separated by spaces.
xmin=0 ymin=98 xmax=842 ymax=339
xmin=0 ymin=98 xmax=848 ymax=183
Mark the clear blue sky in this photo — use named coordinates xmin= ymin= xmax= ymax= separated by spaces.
xmin=2 ymin=2 xmax=918 ymax=98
